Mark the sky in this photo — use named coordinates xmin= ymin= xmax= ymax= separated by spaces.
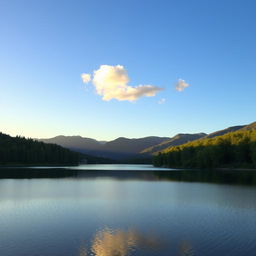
xmin=1 ymin=0 xmax=256 ymax=140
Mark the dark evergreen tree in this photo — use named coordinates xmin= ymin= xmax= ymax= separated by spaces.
xmin=0 ymin=132 xmax=80 ymax=165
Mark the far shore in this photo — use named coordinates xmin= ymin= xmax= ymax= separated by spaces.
xmin=0 ymin=163 xmax=79 ymax=168
xmin=0 ymin=163 xmax=255 ymax=171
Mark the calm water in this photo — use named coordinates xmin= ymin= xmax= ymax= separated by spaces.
xmin=30 ymin=164 xmax=174 ymax=171
xmin=0 ymin=164 xmax=256 ymax=256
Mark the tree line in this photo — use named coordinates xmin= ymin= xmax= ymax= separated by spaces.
xmin=0 ymin=132 xmax=80 ymax=165
xmin=153 ymin=129 xmax=256 ymax=169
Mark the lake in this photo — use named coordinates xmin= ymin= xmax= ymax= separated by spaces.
xmin=0 ymin=164 xmax=256 ymax=256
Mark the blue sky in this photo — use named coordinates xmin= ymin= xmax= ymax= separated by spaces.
xmin=1 ymin=0 xmax=256 ymax=140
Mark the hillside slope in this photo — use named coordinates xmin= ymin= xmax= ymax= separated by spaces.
xmin=204 ymin=125 xmax=246 ymax=138
xmin=154 ymin=122 xmax=256 ymax=169
xmin=150 ymin=123 xmax=253 ymax=154
xmin=141 ymin=133 xmax=206 ymax=155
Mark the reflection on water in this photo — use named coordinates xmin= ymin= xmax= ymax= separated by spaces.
xmin=80 ymin=228 xmax=164 ymax=256
xmin=1 ymin=165 xmax=256 ymax=187
xmin=78 ymin=228 xmax=196 ymax=256
xmin=29 ymin=164 xmax=174 ymax=171
xmin=0 ymin=165 xmax=256 ymax=256
xmin=179 ymin=240 xmax=194 ymax=256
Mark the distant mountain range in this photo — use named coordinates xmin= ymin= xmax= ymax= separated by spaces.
xmin=38 ymin=136 xmax=170 ymax=159
xmin=37 ymin=122 xmax=256 ymax=160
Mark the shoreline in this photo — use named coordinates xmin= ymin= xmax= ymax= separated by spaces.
xmin=0 ymin=163 xmax=79 ymax=168
xmin=154 ymin=165 xmax=256 ymax=171
xmin=0 ymin=163 xmax=256 ymax=171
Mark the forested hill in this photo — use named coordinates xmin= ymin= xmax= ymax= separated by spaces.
xmin=153 ymin=125 xmax=256 ymax=169
xmin=0 ymin=132 xmax=80 ymax=165
xmin=141 ymin=133 xmax=206 ymax=155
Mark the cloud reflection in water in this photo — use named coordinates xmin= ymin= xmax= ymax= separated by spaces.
xmin=80 ymin=227 xmax=164 ymax=256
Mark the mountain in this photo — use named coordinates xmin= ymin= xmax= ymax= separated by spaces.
xmin=204 ymin=125 xmax=246 ymax=138
xmin=101 ymin=136 xmax=170 ymax=159
xmin=205 ymin=122 xmax=256 ymax=137
xmin=141 ymin=133 xmax=207 ymax=155
xmin=39 ymin=135 xmax=103 ymax=152
xmin=150 ymin=122 xmax=256 ymax=154
xmin=39 ymin=135 xmax=170 ymax=160
xmin=0 ymin=132 xmax=115 ymax=166
xmin=240 ymin=122 xmax=256 ymax=131
xmin=38 ymin=121 xmax=256 ymax=161
xmin=154 ymin=121 xmax=256 ymax=169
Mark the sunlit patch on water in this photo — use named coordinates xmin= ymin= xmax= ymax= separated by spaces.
xmin=79 ymin=227 xmax=164 ymax=256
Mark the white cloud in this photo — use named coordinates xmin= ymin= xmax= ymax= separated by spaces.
xmin=158 ymin=98 xmax=166 ymax=104
xmin=175 ymin=79 xmax=190 ymax=92
xmin=81 ymin=65 xmax=163 ymax=101
xmin=81 ymin=73 xmax=91 ymax=83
